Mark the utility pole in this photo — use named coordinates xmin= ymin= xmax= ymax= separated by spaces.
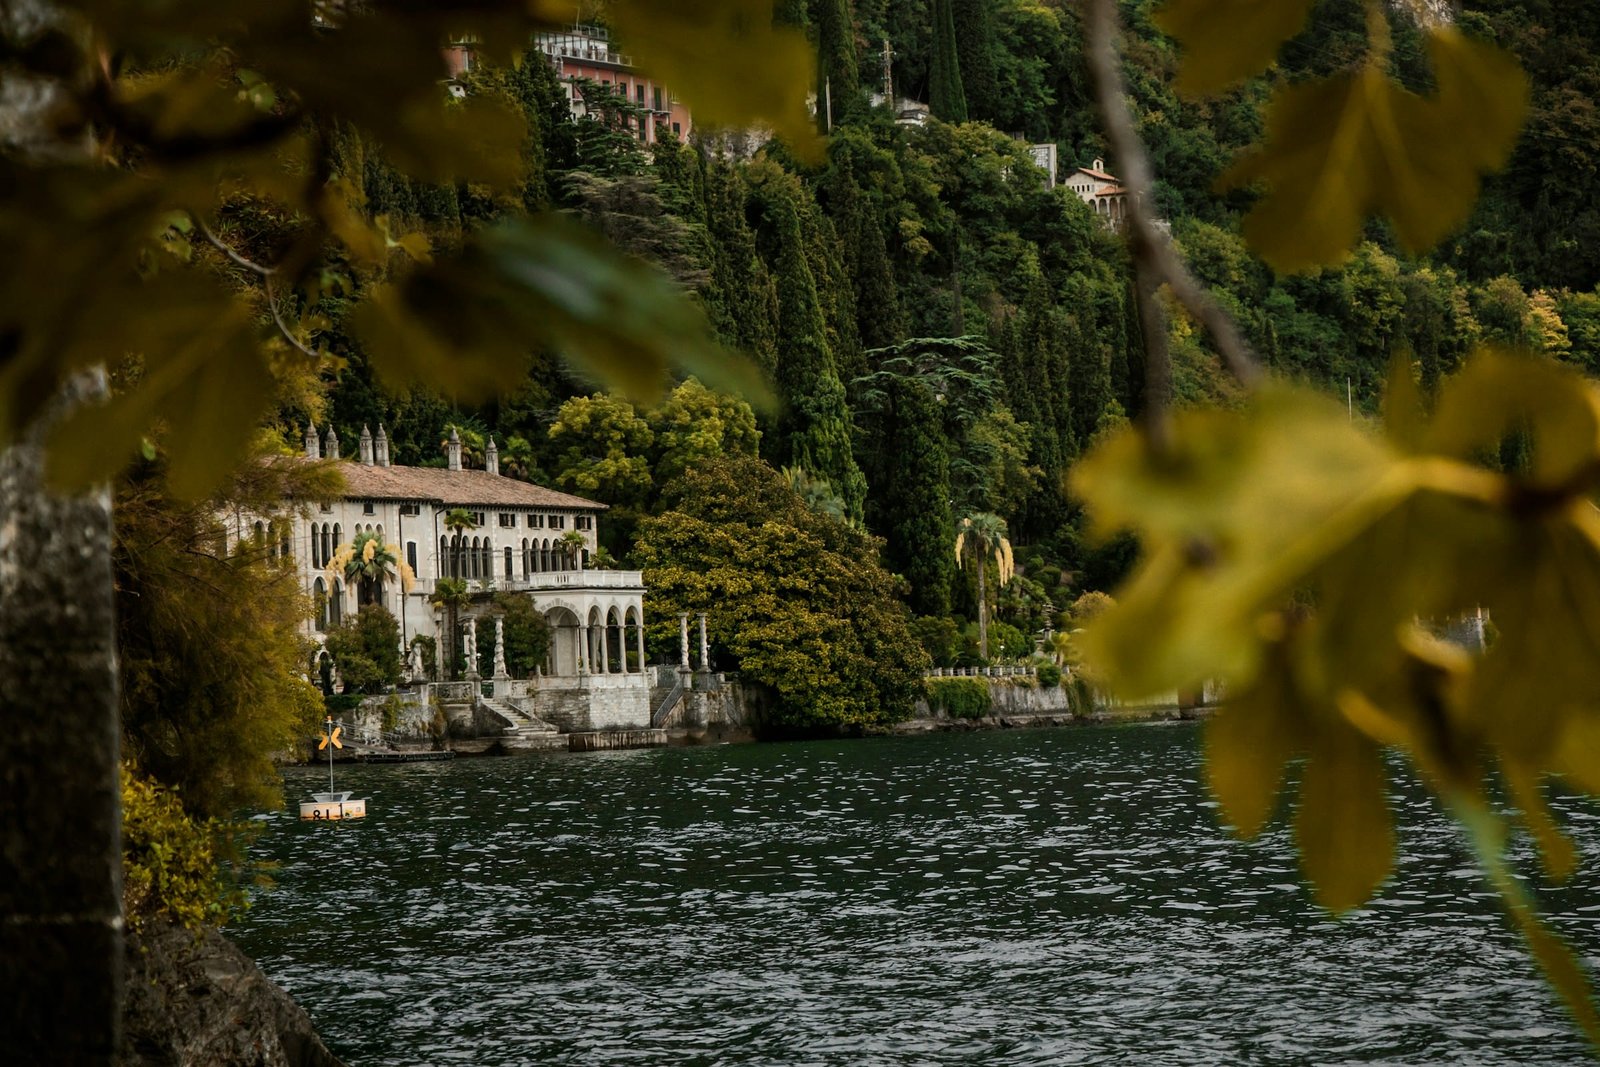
xmin=881 ymin=37 xmax=894 ymax=103
xmin=824 ymin=75 xmax=832 ymax=133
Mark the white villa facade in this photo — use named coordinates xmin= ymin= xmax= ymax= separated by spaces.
xmin=1066 ymin=158 xmax=1129 ymax=227
xmin=254 ymin=422 xmax=654 ymax=731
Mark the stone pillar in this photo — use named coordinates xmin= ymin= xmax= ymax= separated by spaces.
xmin=464 ymin=617 xmax=479 ymax=680
xmin=679 ymin=613 xmax=691 ymax=669
xmin=577 ymin=623 xmax=589 ymax=675
xmin=634 ymin=617 xmax=647 ymax=674
xmin=697 ymin=612 xmax=709 ymax=670
xmin=493 ymin=617 xmax=507 ymax=679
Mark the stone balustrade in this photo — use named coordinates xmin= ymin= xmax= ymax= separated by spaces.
xmin=925 ymin=666 xmax=1039 ymax=678
xmin=467 ymin=570 xmax=645 ymax=594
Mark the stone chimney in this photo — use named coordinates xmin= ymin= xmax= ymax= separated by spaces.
xmin=446 ymin=426 xmax=462 ymax=472
xmin=358 ymin=424 xmax=374 ymax=466
xmin=323 ymin=426 xmax=340 ymax=460
xmin=304 ymin=421 xmax=320 ymax=460
xmin=485 ymin=435 xmax=499 ymax=477
xmin=375 ymin=424 xmax=391 ymax=467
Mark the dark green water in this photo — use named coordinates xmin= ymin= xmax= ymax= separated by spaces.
xmin=234 ymin=724 xmax=1600 ymax=1065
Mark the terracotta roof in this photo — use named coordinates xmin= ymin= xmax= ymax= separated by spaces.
xmin=1074 ymin=166 xmax=1117 ymax=181
xmin=1095 ymin=184 xmax=1127 ymax=197
xmin=285 ymin=458 xmax=606 ymax=510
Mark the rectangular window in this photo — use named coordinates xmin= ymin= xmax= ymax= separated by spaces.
xmin=469 ymin=511 xmax=486 ymax=527
xmin=362 ymin=502 xmax=375 ymax=515
xmin=498 ymin=513 xmax=516 ymax=528
xmin=653 ymin=87 xmax=662 ymax=111
xmin=320 ymin=503 xmax=333 ymax=514
xmin=528 ymin=514 xmax=544 ymax=529
xmin=672 ymin=122 xmax=681 ymax=137
xmin=399 ymin=503 xmax=421 ymax=517
xmin=406 ymin=541 xmax=418 ymax=575
xmin=549 ymin=514 xmax=566 ymax=530
xmin=636 ymin=83 xmax=645 ymax=103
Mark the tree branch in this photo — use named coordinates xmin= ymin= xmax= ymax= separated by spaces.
xmin=1085 ymin=0 xmax=1262 ymax=400
xmin=200 ymin=222 xmax=321 ymax=361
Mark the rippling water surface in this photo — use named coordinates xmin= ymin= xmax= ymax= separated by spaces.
xmin=234 ymin=724 xmax=1600 ymax=1065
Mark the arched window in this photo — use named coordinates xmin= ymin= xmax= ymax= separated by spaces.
xmin=470 ymin=537 xmax=480 ymax=578
xmin=322 ymin=524 xmax=332 ymax=568
xmin=333 ymin=524 xmax=342 ymax=556
xmin=314 ymin=577 xmax=328 ymax=631
xmin=330 ymin=581 xmax=344 ymax=626
xmin=504 ymin=546 xmax=513 ymax=580
xmin=440 ymin=536 xmax=449 ymax=578
xmin=481 ymin=540 xmax=491 ymax=577
xmin=521 ymin=538 xmax=530 ymax=578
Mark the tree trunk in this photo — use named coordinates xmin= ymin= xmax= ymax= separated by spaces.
xmin=977 ymin=558 xmax=989 ymax=660
xmin=0 ymin=373 xmax=123 ymax=1064
xmin=1 ymin=6 xmax=123 ymax=1059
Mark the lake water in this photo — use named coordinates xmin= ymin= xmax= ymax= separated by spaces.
xmin=233 ymin=724 xmax=1600 ymax=1065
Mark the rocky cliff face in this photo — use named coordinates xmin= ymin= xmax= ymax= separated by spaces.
xmin=120 ymin=921 xmax=344 ymax=1067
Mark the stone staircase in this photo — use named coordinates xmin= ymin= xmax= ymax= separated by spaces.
xmin=478 ymin=695 xmax=559 ymax=736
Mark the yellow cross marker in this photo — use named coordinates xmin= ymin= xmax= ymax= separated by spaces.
xmin=317 ymin=723 xmax=343 ymax=750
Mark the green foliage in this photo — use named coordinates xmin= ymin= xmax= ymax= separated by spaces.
xmin=647 ymin=377 xmax=762 ymax=485
xmin=925 ymin=677 xmax=992 ymax=719
xmin=4 ymin=0 xmax=817 ymax=496
xmin=812 ymin=0 xmax=860 ymax=129
xmin=1036 ymin=662 xmax=1062 ymax=688
xmin=121 ymin=766 xmax=247 ymax=933
xmin=116 ymin=454 xmax=328 ymax=819
xmin=930 ymin=0 xmax=969 ymax=121
xmin=548 ymin=393 xmax=656 ymax=507
xmin=635 ymin=456 xmax=928 ymax=730
xmin=324 ymin=606 xmax=404 ymax=695
xmin=493 ymin=593 xmax=552 ymax=678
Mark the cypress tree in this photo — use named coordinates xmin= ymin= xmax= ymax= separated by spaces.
xmin=881 ymin=376 xmax=953 ymax=617
xmin=752 ymin=175 xmax=868 ymax=521
xmin=1016 ymin=273 xmax=1069 ymax=537
xmin=828 ymin=169 xmax=905 ymax=353
xmin=929 ymin=0 xmax=967 ymax=122
xmin=705 ymin=162 xmax=779 ymax=375
xmin=952 ymin=0 xmax=998 ymax=122
xmin=812 ymin=0 xmax=860 ymax=131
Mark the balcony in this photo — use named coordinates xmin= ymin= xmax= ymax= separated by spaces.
xmin=465 ymin=570 xmax=645 ymax=594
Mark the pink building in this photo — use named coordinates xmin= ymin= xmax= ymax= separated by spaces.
xmin=532 ymin=25 xmax=692 ymax=146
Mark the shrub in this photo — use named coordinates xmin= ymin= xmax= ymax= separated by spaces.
xmin=324 ymin=605 xmax=403 ymax=693
xmin=925 ymin=677 xmax=992 ymax=720
xmin=121 ymin=766 xmax=246 ymax=932
xmin=1037 ymin=663 xmax=1062 ymax=688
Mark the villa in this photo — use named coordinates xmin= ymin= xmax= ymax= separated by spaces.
xmin=253 ymin=422 xmax=656 ymax=734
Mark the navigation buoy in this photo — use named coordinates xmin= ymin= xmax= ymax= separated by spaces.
xmin=300 ymin=716 xmax=369 ymax=821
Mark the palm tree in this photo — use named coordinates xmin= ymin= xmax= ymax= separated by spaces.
xmin=442 ymin=506 xmax=476 ymax=579
xmin=561 ymin=529 xmax=587 ymax=571
xmin=956 ymin=512 xmax=1013 ymax=661
xmin=327 ymin=530 xmax=413 ymax=608
xmin=429 ymin=577 xmax=471 ymax=680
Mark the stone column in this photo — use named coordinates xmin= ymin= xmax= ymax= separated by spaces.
xmin=634 ymin=617 xmax=647 ymax=675
xmin=679 ymin=613 xmax=691 ymax=669
xmin=697 ymin=613 xmax=709 ymax=670
xmin=493 ymin=617 xmax=507 ymax=679
xmin=577 ymin=623 xmax=589 ymax=675
xmin=464 ymin=617 xmax=479 ymax=680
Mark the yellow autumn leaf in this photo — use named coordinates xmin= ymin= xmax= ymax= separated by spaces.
xmin=1204 ymin=643 xmax=1298 ymax=838
xmin=1424 ymin=348 xmax=1600 ymax=490
xmin=1154 ymin=0 xmax=1316 ymax=96
xmin=610 ymin=0 xmax=821 ymax=160
xmin=1220 ymin=31 xmax=1527 ymax=272
xmin=1294 ymin=724 xmax=1393 ymax=913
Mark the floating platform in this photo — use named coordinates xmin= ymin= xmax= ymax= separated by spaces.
xmin=299 ymin=791 xmax=368 ymax=821
xmin=357 ymin=750 xmax=456 ymax=764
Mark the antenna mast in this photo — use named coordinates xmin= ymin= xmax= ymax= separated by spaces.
xmin=882 ymin=37 xmax=894 ymax=103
